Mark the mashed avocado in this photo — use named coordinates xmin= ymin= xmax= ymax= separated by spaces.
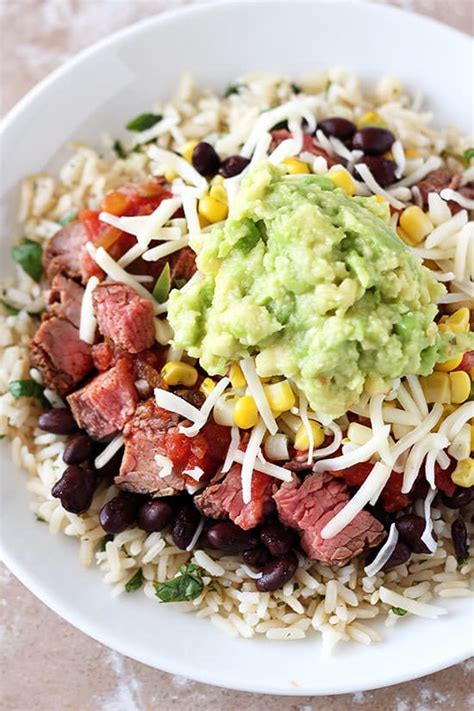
xmin=169 ymin=163 xmax=469 ymax=417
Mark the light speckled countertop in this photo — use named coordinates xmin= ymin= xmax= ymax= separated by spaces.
xmin=1 ymin=1 xmax=473 ymax=709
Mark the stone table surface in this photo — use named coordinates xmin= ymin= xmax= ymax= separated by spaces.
xmin=0 ymin=0 xmax=472 ymax=709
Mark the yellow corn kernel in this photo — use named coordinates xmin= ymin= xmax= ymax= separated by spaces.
xmin=399 ymin=206 xmax=433 ymax=245
xmin=264 ymin=380 xmax=296 ymax=413
xmin=294 ymin=420 xmax=325 ymax=451
xmin=228 ymin=363 xmax=246 ymax=389
xmin=164 ymin=169 xmax=178 ymax=183
xmin=374 ymin=195 xmax=387 ymax=204
xmin=438 ymin=307 xmax=470 ymax=335
xmin=384 ymin=150 xmax=394 ymax=161
xmin=198 ymin=213 xmax=210 ymax=229
xmin=282 ymin=157 xmax=310 ymax=174
xmin=209 ymin=184 xmax=228 ymax=204
xmin=451 ymin=458 xmax=474 ymax=488
xmin=420 ymin=372 xmax=451 ymax=404
xmin=470 ymin=425 xmax=474 ymax=452
xmin=233 ymin=395 xmax=259 ymax=429
xmin=200 ymin=377 xmax=216 ymax=397
xmin=435 ymin=354 xmax=464 ymax=372
xmin=449 ymin=370 xmax=471 ymax=404
xmin=160 ymin=361 xmax=198 ymax=387
xmin=179 ymin=140 xmax=198 ymax=163
xmin=405 ymin=148 xmax=420 ymax=158
xmin=357 ymin=111 xmax=385 ymax=128
xmin=329 ymin=170 xmax=356 ymax=196
xmin=198 ymin=195 xmax=228 ymax=223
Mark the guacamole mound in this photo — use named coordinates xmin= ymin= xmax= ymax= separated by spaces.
xmin=168 ymin=163 xmax=467 ymax=417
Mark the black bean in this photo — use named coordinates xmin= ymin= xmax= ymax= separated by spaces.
xmin=318 ymin=117 xmax=356 ymax=141
xmin=99 ymin=495 xmax=138 ymax=533
xmin=51 ymin=465 xmax=96 ymax=514
xmin=260 ymin=522 xmax=294 ymax=557
xmin=256 ymin=551 xmax=298 ymax=592
xmin=171 ymin=501 xmax=201 ymax=550
xmin=192 ymin=142 xmax=220 ymax=177
xmin=38 ymin=408 xmax=79 ymax=435
xmin=219 ymin=155 xmax=250 ymax=178
xmin=382 ymin=541 xmax=411 ymax=571
xmin=243 ymin=546 xmax=270 ymax=569
xmin=451 ymin=517 xmax=469 ymax=563
xmin=357 ymin=155 xmax=396 ymax=187
xmin=396 ymin=513 xmax=435 ymax=554
xmin=441 ymin=487 xmax=474 ymax=509
xmin=63 ymin=433 xmax=94 ymax=465
xmin=137 ymin=500 xmax=173 ymax=532
xmin=206 ymin=521 xmax=258 ymax=553
xmin=352 ymin=127 xmax=395 ymax=155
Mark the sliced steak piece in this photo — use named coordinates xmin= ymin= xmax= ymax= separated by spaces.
xmin=274 ymin=473 xmax=385 ymax=567
xmin=91 ymin=342 xmax=115 ymax=372
xmin=31 ymin=317 xmax=93 ymax=396
xmin=92 ymin=282 xmax=155 ymax=353
xmin=415 ymin=169 xmax=469 ymax=214
xmin=115 ymin=400 xmax=230 ymax=497
xmin=270 ymin=130 xmax=337 ymax=166
xmin=43 ymin=222 xmax=88 ymax=282
xmin=47 ymin=274 xmax=84 ymax=328
xmin=195 ymin=463 xmax=274 ymax=530
xmin=67 ymin=358 xmax=138 ymax=439
xmin=115 ymin=400 xmax=184 ymax=497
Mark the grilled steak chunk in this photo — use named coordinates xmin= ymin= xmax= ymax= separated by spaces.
xmin=31 ymin=317 xmax=93 ymax=395
xmin=67 ymin=358 xmax=138 ymax=439
xmin=43 ymin=222 xmax=88 ymax=282
xmin=47 ymin=274 xmax=84 ymax=328
xmin=195 ymin=463 xmax=274 ymax=531
xmin=115 ymin=399 xmax=230 ymax=497
xmin=92 ymin=281 xmax=155 ymax=353
xmin=274 ymin=473 xmax=385 ymax=566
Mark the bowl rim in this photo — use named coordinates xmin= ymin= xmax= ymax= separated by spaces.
xmin=1 ymin=0 xmax=473 ymax=696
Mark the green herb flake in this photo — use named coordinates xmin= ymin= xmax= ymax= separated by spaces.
xmin=153 ymin=263 xmax=171 ymax=303
xmin=125 ymin=568 xmax=144 ymax=593
xmin=391 ymin=606 xmax=408 ymax=616
xmin=35 ymin=514 xmax=46 ymax=523
xmin=174 ymin=278 xmax=187 ymax=290
xmin=291 ymin=83 xmax=302 ymax=94
xmin=154 ymin=563 xmax=205 ymax=603
xmin=99 ymin=534 xmax=114 ymax=552
xmin=12 ymin=239 xmax=43 ymax=282
xmin=325 ymin=79 xmax=332 ymax=99
xmin=463 ymin=148 xmax=474 ymax=166
xmin=113 ymin=140 xmax=127 ymax=159
xmin=0 ymin=299 xmax=20 ymax=315
xmin=8 ymin=379 xmax=50 ymax=409
xmin=58 ymin=211 xmax=77 ymax=226
xmin=224 ymin=83 xmax=244 ymax=98
xmin=126 ymin=112 xmax=163 ymax=132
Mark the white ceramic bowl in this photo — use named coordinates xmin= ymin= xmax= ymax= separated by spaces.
xmin=1 ymin=0 xmax=473 ymax=695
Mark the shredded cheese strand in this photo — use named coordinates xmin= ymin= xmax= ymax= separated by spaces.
xmin=79 ymin=275 xmax=99 ymax=344
xmin=364 ymin=523 xmax=399 ymax=577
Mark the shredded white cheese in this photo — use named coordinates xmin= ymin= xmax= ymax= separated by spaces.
xmin=314 ymin=426 xmax=390 ymax=473
xmin=155 ymin=454 xmax=173 ymax=478
xmin=241 ymin=420 xmax=266 ymax=504
xmin=154 ymin=387 xmax=204 ymax=423
xmin=222 ymin=425 xmax=241 ymax=473
xmin=425 ymin=209 xmax=468 ymax=249
xmin=182 ymin=194 xmax=201 ymax=236
xmin=185 ymin=517 xmax=205 ymax=552
xmin=85 ymin=244 xmax=160 ymax=313
xmin=100 ymin=197 xmax=182 ymax=248
xmin=354 ymin=163 xmax=405 ymax=209
xmin=421 ymin=487 xmax=438 ymax=553
xmin=183 ymin=466 xmax=205 ymax=481
xmin=79 ymin=275 xmax=99 ymax=344
xmin=240 ymin=357 xmax=277 ymax=435
xmin=364 ymin=523 xmax=399 ymax=577
xmin=142 ymin=235 xmax=190 ymax=262
xmin=148 ymin=146 xmax=208 ymax=196
xmin=233 ymin=448 xmax=292 ymax=483
xmin=179 ymin=377 xmax=230 ymax=438
xmin=440 ymin=188 xmax=474 ymax=210
xmin=320 ymin=462 xmax=391 ymax=539
xmin=401 ymin=433 xmax=449 ymax=493
xmin=94 ymin=434 xmax=124 ymax=470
